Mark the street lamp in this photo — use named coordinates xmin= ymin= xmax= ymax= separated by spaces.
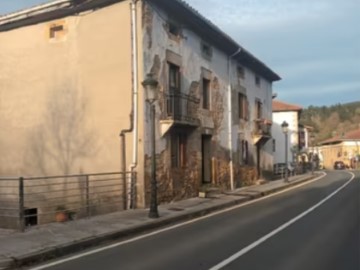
xmin=142 ymin=73 xmax=159 ymax=218
xmin=310 ymin=134 xmax=315 ymax=175
xmin=281 ymin=121 xmax=289 ymax=182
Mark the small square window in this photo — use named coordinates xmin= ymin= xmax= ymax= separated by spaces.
xmin=201 ymin=42 xmax=213 ymax=60
xmin=168 ymin=22 xmax=181 ymax=37
xmin=255 ymin=75 xmax=261 ymax=86
xmin=49 ymin=23 xmax=65 ymax=40
xmin=237 ymin=66 xmax=245 ymax=79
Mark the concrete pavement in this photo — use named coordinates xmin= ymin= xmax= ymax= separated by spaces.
xmin=0 ymin=173 xmax=319 ymax=269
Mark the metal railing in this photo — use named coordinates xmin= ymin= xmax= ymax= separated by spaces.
xmin=0 ymin=172 xmax=135 ymax=231
xmin=162 ymin=91 xmax=200 ymax=125
xmin=254 ymin=119 xmax=272 ymax=136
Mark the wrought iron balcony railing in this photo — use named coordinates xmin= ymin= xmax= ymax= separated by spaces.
xmin=162 ymin=91 xmax=200 ymax=126
xmin=254 ymin=118 xmax=272 ymax=136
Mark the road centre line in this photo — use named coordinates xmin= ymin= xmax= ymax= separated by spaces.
xmin=31 ymin=172 xmax=328 ymax=270
xmin=209 ymin=172 xmax=355 ymax=270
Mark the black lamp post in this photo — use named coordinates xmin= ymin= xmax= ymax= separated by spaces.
xmin=310 ymin=134 xmax=315 ymax=175
xmin=142 ymin=73 xmax=159 ymax=218
xmin=281 ymin=121 xmax=289 ymax=182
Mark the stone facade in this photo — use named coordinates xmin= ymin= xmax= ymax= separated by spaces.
xmin=141 ymin=1 xmax=278 ymax=204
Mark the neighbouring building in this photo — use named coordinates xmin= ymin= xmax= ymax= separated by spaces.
xmin=0 ymin=0 xmax=280 ymax=219
xmin=318 ymin=129 xmax=360 ymax=169
xmin=272 ymin=100 xmax=302 ymax=165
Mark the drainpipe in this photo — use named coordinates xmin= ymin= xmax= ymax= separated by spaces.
xmin=120 ymin=0 xmax=139 ymax=210
xmin=228 ymin=48 xmax=241 ymax=191
xmin=129 ymin=0 xmax=140 ymax=209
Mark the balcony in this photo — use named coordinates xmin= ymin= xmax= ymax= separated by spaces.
xmin=253 ymin=118 xmax=272 ymax=145
xmin=159 ymin=91 xmax=200 ymax=136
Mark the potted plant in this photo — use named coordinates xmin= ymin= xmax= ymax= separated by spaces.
xmin=55 ymin=205 xmax=68 ymax=222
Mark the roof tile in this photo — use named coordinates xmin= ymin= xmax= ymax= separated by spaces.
xmin=320 ymin=129 xmax=360 ymax=145
xmin=272 ymin=100 xmax=302 ymax=112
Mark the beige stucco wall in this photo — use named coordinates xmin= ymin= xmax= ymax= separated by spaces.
xmin=0 ymin=1 xmax=147 ymax=223
xmin=0 ymin=1 xmax=135 ymax=176
xmin=319 ymin=141 xmax=360 ymax=169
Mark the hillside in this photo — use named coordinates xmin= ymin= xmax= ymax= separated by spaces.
xmin=300 ymin=101 xmax=360 ymax=144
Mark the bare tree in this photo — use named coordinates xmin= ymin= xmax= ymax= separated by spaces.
xmin=26 ymin=81 xmax=97 ymax=176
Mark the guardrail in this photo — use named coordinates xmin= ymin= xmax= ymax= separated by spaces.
xmin=0 ymin=172 xmax=135 ymax=231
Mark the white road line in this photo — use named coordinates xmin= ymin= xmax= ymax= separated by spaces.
xmin=209 ymin=172 xmax=355 ymax=270
xmin=30 ymin=172 xmax=327 ymax=270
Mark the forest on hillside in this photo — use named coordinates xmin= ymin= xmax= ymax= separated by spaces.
xmin=300 ymin=101 xmax=360 ymax=144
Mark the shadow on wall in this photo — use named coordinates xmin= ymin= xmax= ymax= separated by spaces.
xmin=24 ymin=81 xmax=98 ymax=176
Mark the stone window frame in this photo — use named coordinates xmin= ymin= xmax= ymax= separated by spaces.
xmin=166 ymin=50 xmax=182 ymax=92
xmin=238 ymin=92 xmax=249 ymax=121
xmin=255 ymin=98 xmax=263 ymax=120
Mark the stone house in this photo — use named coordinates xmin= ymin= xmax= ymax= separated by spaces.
xmin=0 ymin=0 xmax=280 ymax=212
xmin=318 ymin=129 xmax=360 ymax=169
xmin=272 ymin=100 xmax=303 ymax=165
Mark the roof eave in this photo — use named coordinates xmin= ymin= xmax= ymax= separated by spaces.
xmin=149 ymin=0 xmax=281 ymax=82
xmin=0 ymin=0 xmax=124 ymax=32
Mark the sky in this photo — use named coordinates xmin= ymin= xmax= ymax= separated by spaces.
xmin=0 ymin=0 xmax=359 ymax=107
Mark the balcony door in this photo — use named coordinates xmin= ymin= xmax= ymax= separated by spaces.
xmin=168 ymin=63 xmax=181 ymax=120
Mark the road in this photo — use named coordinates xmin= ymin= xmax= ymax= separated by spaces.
xmin=31 ymin=171 xmax=360 ymax=270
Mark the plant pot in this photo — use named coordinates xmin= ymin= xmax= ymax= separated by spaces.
xmin=55 ymin=211 xmax=68 ymax=222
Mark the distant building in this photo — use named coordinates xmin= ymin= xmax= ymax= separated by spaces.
xmin=272 ymin=100 xmax=302 ymax=165
xmin=318 ymin=129 xmax=360 ymax=169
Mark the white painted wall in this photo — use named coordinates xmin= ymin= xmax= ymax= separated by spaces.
xmin=272 ymin=111 xmax=299 ymax=164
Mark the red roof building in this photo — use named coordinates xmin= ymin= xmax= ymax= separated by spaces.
xmin=272 ymin=100 xmax=302 ymax=112
xmin=320 ymin=129 xmax=360 ymax=145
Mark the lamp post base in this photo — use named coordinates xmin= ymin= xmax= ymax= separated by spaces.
xmin=148 ymin=210 xmax=159 ymax=219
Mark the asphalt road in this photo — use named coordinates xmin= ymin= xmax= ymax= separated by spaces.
xmin=32 ymin=171 xmax=360 ymax=270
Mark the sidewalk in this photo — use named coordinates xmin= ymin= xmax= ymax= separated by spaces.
xmin=0 ymin=173 xmax=320 ymax=270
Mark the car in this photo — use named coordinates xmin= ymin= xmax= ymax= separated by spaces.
xmin=333 ymin=161 xmax=346 ymax=170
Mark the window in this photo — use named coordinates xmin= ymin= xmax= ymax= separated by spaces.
xmin=168 ymin=22 xmax=181 ymax=37
xmin=168 ymin=63 xmax=181 ymax=117
xmin=237 ymin=66 xmax=245 ymax=80
xmin=49 ymin=24 xmax=64 ymax=39
xmin=238 ymin=93 xmax=248 ymax=120
xmin=171 ymin=133 xmax=187 ymax=168
xmin=255 ymin=99 xmax=263 ymax=119
xmin=169 ymin=63 xmax=180 ymax=92
xmin=24 ymin=208 xmax=38 ymax=227
xmin=255 ymin=75 xmax=261 ymax=87
xmin=202 ymin=78 xmax=211 ymax=109
xmin=201 ymin=42 xmax=213 ymax=60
